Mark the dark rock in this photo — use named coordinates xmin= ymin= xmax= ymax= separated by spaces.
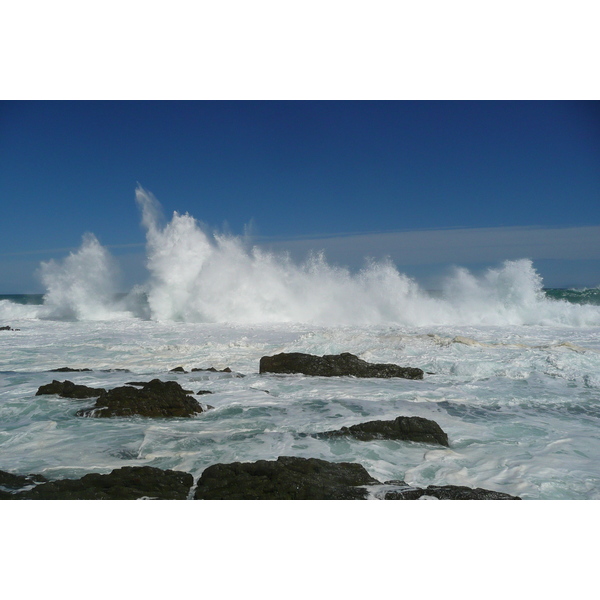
xmin=49 ymin=367 xmax=92 ymax=372
xmin=16 ymin=466 xmax=193 ymax=500
xmin=259 ymin=352 xmax=423 ymax=380
xmin=1 ymin=325 xmax=19 ymax=331
xmin=36 ymin=380 xmax=106 ymax=399
xmin=170 ymin=366 xmax=187 ymax=373
xmin=196 ymin=390 xmax=213 ymax=395
xmin=191 ymin=367 xmax=232 ymax=373
xmin=76 ymin=379 xmax=205 ymax=418
xmin=318 ymin=415 xmax=449 ymax=447
xmin=383 ymin=484 xmax=521 ymax=500
xmin=0 ymin=470 xmax=48 ymax=492
xmin=194 ymin=456 xmax=380 ymax=500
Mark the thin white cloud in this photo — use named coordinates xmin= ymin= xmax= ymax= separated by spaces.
xmin=257 ymin=225 xmax=600 ymax=266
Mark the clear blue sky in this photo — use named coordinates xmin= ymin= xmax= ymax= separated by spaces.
xmin=1 ymin=101 xmax=599 ymax=292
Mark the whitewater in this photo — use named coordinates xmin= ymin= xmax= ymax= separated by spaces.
xmin=1 ymin=187 xmax=599 ymax=499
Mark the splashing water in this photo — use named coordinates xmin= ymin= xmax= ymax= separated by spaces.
xmin=14 ymin=186 xmax=600 ymax=326
xmin=38 ymin=233 xmax=125 ymax=320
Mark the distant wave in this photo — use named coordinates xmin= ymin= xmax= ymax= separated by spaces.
xmin=3 ymin=186 xmax=600 ymax=327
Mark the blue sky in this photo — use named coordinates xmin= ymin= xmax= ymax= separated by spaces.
xmin=1 ymin=100 xmax=599 ymax=292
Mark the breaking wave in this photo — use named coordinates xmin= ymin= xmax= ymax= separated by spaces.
xmin=6 ymin=186 xmax=600 ymax=326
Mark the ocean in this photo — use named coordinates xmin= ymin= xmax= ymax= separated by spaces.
xmin=1 ymin=189 xmax=599 ymax=500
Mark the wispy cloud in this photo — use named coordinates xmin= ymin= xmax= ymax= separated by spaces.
xmin=257 ymin=225 xmax=600 ymax=267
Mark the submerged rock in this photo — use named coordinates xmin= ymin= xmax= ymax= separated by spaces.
xmin=191 ymin=367 xmax=232 ymax=373
xmin=170 ymin=366 xmax=187 ymax=373
xmin=36 ymin=380 xmax=106 ymax=399
xmin=17 ymin=466 xmax=193 ymax=500
xmin=317 ymin=415 xmax=449 ymax=446
xmin=194 ymin=455 xmax=380 ymax=500
xmin=49 ymin=367 xmax=92 ymax=372
xmin=76 ymin=379 xmax=205 ymax=418
xmin=259 ymin=352 xmax=423 ymax=379
xmin=383 ymin=485 xmax=520 ymax=500
xmin=0 ymin=325 xmax=19 ymax=331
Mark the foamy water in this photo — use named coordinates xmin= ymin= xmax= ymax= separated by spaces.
xmin=1 ymin=187 xmax=599 ymax=499
xmin=9 ymin=186 xmax=600 ymax=328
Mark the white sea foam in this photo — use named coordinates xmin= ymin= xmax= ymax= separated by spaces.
xmin=3 ymin=186 xmax=599 ymax=327
xmin=38 ymin=232 xmax=128 ymax=321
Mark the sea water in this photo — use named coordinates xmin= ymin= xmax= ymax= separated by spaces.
xmin=1 ymin=187 xmax=599 ymax=499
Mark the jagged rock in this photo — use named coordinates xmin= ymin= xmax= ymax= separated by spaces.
xmin=16 ymin=466 xmax=193 ymax=500
xmin=317 ymin=416 xmax=449 ymax=446
xmin=383 ymin=485 xmax=521 ymax=500
xmin=49 ymin=367 xmax=92 ymax=372
xmin=259 ymin=352 xmax=423 ymax=379
xmin=194 ymin=456 xmax=380 ymax=500
xmin=76 ymin=379 xmax=204 ymax=418
xmin=36 ymin=380 xmax=106 ymax=399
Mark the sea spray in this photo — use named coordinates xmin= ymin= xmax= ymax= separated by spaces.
xmin=27 ymin=187 xmax=600 ymax=327
xmin=38 ymin=232 xmax=124 ymax=320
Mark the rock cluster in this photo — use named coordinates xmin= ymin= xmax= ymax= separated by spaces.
xmin=259 ymin=352 xmax=423 ymax=379
xmin=382 ymin=485 xmax=520 ymax=500
xmin=1 ymin=459 xmax=521 ymax=500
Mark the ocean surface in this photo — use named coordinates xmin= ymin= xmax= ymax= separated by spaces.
xmin=1 ymin=188 xmax=599 ymax=499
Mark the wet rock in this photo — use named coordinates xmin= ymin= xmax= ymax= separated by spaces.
xmin=259 ymin=352 xmax=424 ymax=380
xmin=49 ymin=367 xmax=92 ymax=372
xmin=170 ymin=366 xmax=187 ymax=373
xmin=196 ymin=390 xmax=213 ymax=395
xmin=191 ymin=367 xmax=232 ymax=373
xmin=383 ymin=485 xmax=521 ymax=500
xmin=317 ymin=415 xmax=449 ymax=447
xmin=1 ymin=325 xmax=19 ymax=331
xmin=76 ymin=379 xmax=205 ymax=418
xmin=36 ymin=380 xmax=106 ymax=399
xmin=194 ymin=456 xmax=380 ymax=500
xmin=16 ymin=466 xmax=193 ymax=500
xmin=0 ymin=470 xmax=48 ymax=494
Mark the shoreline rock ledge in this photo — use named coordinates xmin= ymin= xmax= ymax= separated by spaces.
xmin=259 ymin=352 xmax=423 ymax=379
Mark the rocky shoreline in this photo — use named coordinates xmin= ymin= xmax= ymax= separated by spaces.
xmin=0 ymin=459 xmax=520 ymax=500
xmin=1 ymin=352 xmax=522 ymax=500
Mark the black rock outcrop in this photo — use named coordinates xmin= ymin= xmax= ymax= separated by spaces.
xmin=383 ymin=484 xmax=520 ymax=500
xmin=16 ymin=466 xmax=193 ymax=500
xmin=194 ymin=456 xmax=380 ymax=500
xmin=49 ymin=367 xmax=92 ymax=372
xmin=318 ymin=415 xmax=449 ymax=447
xmin=259 ymin=352 xmax=423 ymax=379
xmin=76 ymin=379 xmax=205 ymax=418
xmin=36 ymin=380 xmax=106 ymax=399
